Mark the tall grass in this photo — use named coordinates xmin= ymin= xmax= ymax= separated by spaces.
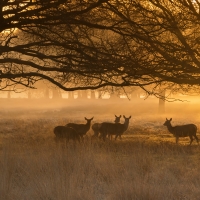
xmin=1 ymin=135 xmax=200 ymax=200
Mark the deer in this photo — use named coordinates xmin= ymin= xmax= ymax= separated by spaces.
xmin=92 ymin=115 xmax=121 ymax=138
xmin=54 ymin=126 xmax=80 ymax=143
xmin=99 ymin=115 xmax=131 ymax=141
xmin=163 ymin=118 xmax=199 ymax=145
xmin=65 ymin=117 xmax=94 ymax=139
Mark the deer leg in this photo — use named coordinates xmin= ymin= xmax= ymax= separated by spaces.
xmin=77 ymin=136 xmax=81 ymax=143
xmin=194 ymin=135 xmax=199 ymax=144
xmin=103 ymin=133 xmax=106 ymax=141
xmin=96 ymin=131 xmax=99 ymax=137
xmin=189 ymin=135 xmax=193 ymax=145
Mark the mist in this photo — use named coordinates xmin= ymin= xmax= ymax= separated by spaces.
xmin=1 ymin=93 xmax=200 ymax=141
xmin=0 ymin=92 xmax=199 ymax=119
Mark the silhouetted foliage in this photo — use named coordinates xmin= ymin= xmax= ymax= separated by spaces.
xmin=0 ymin=0 xmax=199 ymax=96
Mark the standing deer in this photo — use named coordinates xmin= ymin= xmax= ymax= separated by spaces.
xmin=92 ymin=115 xmax=121 ymax=138
xmin=99 ymin=115 xmax=131 ymax=141
xmin=163 ymin=118 xmax=199 ymax=145
xmin=66 ymin=117 xmax=94 ymax=139
xmin=54 ymin=126 xmax=80 ymax=143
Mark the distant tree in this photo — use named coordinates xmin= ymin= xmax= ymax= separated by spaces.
xmin=44 ymin=88 xmax=50 ymax=99
xmin=52 ymin=87 xmax=62 ymax=99
xmin=90 ymin=90 xmax=96 ymax=99
xmin=78 ymin=90 xmax=88 ymax=99
xmin=68 ymin=91 xmax=74 ymax=100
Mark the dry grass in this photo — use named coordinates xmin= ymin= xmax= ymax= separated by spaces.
xmin=0 ymin=100 xmax=200 ymax=200
xmin=1 ymin=137 xmax=200 ymax=200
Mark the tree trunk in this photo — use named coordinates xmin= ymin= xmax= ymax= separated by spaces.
xmin=78 ymin=90 xmax=88 ymax=100
xmin=44 ymin=88 xmax=49 ymax=99
xmin=52 ymin=88 xmax=62 ymax=99
xmin=159 ymin=90 xmax=165 ymax=113
xmin=90 ymin=90 xmax=96 ymax=99
xmin=68 ymin=91 xmax=74 ymax=100
xmin=7 ymin=91 xmax=11 ymax=99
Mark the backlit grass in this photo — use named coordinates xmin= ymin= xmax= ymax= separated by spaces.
xmin=0 ymin=104 xmax=200 ymax=200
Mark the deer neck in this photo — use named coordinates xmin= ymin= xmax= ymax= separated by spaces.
xmin=85 ymin=121 xmax=91 ymax=129
xmin=123 ymin=120 xmax=129 ymax=131
xmin=166 ymin=123 xmax=173 ymax=133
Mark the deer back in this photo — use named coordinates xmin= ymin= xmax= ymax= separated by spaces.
xmin=66 ymin=117 xmax=93 ymax=135
xmin=54 ymin=126 xmax=76 ymax=138
xmin=172 ymin=124 xmax=197 ymax=137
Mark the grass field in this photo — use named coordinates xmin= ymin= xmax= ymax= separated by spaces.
xmin=0 ymin=99 xmax=200 ymax=200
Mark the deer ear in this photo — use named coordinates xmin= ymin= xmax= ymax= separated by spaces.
xmin=166 ymin=118 xmax=168 ymax=120
xmin=170 ymin=118 xmax=172 ymax=121
xmin=119 ymin=115 xmax=121 ymax=117
xmin=129 ymin=116 xmax=131 ymax=119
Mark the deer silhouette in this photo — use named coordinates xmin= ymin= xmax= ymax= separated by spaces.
xmin=99 ymin=115 xmax=131 ymax=141
xmin=92 ymin=115 xmax=121 ymax=138
xmin=163 ymin=118 xmax=199 ymax=145
xmin=54 ymin=126 xmax=80 ymax=143
xmin=66 ymin=117 xmax=94 ymax=139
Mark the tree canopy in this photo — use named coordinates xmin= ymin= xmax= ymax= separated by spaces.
xmin=0 ymin=0 xmax=199 ymax=96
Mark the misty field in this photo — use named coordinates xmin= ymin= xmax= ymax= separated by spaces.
xmin=1 ymin=99 xmax=200 ymax=200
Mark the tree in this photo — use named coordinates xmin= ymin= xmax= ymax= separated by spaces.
xmin=1 ymin=0 xmax=117 ymax=92
xmin=105 ymin=0 xmax=200 ymax=96
xmin=0 ymin=0 xmax=199 ymax=98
